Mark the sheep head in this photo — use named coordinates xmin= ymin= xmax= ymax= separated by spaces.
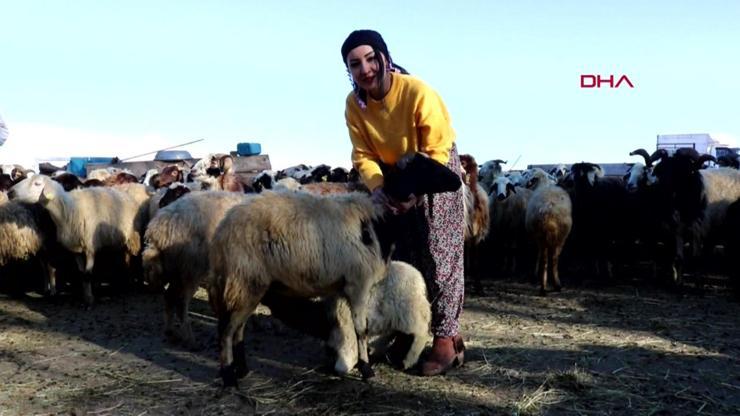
xmin=8 ymin=174 xmax=62 ymax=205
xmin=383 ymin=153 xmax=462 ymax=201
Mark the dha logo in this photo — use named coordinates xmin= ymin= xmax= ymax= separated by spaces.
xmin=580 ymin=74 xmax=634 ymax=88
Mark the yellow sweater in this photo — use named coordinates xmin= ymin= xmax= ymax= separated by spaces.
xmin=345 ymin=73 xmax=456 ymax=191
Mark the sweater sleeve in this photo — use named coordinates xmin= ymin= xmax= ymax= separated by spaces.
xmin=346 ymin=109 xmax=384 ymax=191
xmin=415 ymin=87 xmax=454 ymax=166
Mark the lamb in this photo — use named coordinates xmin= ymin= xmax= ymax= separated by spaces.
xmin=208 ymin=190 xmax=391 ymax=386
xmin=525 ymin=173 xmax=573 ymax=295
xmin=9 ymin=174 xmax=143 ymax=304
xmin=326 ymin=261 xmax=431 ymax=373
xmin=142 ymin=191 xmax=249 ymax=346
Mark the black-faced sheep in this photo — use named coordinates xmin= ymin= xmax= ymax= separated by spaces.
xmin=651 ymin=149 xmax=740 ymax=286
xmin=208 ymin=191 xmax=391 ymax=386
xmin=566 ymin=162 xmax=630 ymax=281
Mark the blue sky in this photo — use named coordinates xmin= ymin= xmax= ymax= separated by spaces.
xmin=2 ymin=0 xmax=738 ymax=171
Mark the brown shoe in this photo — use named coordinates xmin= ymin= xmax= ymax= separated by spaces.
xmin=420 ymin=335 xmax=465 ymax=376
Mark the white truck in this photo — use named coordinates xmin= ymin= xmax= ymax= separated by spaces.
xmin=656 ymin=133 xmax=738 ymax=160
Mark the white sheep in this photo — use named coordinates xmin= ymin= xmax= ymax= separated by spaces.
xmin=142 ymin=191 xmax=249 ymax=346
xmin=525 ymin=175 xmax=572 ymax=295
xmin=9 ymin=174 xmax=143 ymax=304
xmin=489 ymin=176 xmax=533 ymax=277
xmin=208 ymin=190 xmax=389 ymax=386
xmin=326 ymin=260 xmax=431 ymax=374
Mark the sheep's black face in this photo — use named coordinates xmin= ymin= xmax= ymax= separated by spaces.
xmin=383 ymin=153 xmax=461 ymax=201
xmin=367 ymin=217 xmax=395 ymax=262
xmin=329 ymin=168 xmax=349 ymax=183
xmin=159 ymin=186 xmax=191 ymax=208
xmin=252 ymin=173 xmax=274 ymax=193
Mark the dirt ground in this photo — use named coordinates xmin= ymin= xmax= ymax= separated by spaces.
xmin=1 ymin=276 xmax=739 ymax=416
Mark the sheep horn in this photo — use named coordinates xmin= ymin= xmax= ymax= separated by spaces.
xmin=697 ymin=154 xmax=716 ymax=167
xmin=629 ymin=148 xmax=652 ymax=167
xmin=492 ymin=159 xmax=507 ymax=164
xmin=649 ymin=149 xmax=669 ymax=164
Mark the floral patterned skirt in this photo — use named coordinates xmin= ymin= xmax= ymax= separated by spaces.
xmin=392 ymin=144 xmax=465 ymax=337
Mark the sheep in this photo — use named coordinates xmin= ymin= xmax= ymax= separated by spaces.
xmin=478 ymin=159 xmax=507 ymax=193
xmin=252 ymin=170 xmax=277 ymax=192
xmin=52 ymin=173 xmax=84 ymax=191
xmin=459 ymin=154 xmax=490 ymax=293
xmin=273 ymin=177 xmax=302 ymax=192
xmin=328 ymin=167 xmax=350 ymax=183
xmin=9 ymin=174 xmax=143 ymax=305
xmin=525 ymin=173 xmax=572 ymax=295
xmin=0 ymin=200 xmax=58 ymax=295
xmin=152 ymin=165 xmax=185 ymax=189
xmin=300 ymin=182 xmax=353 ymax=195
xmin=488 ymin=176 xmax=533 ymax=279
xmin=0 ymin=174 xmax=15 ymax=193
xmin=565 ymin=162 xmax=630 ymax=281
xmin=276 ymin=164 xmax=311 ymax=181
xmin=460 ymin=155 xmax=490 ymax=245
xmin=104 ymin=171 xmax=140 ymax=187
xmin=208 ymin=190 xmax=391 ymax=386
xmin=725 ymin=198 xmax=740 ymax=296
xmin=189 ymin=154 xmax=234 ymax=180
xmin=650 ymin=149 xmax=740 ymax=287
xmin=304 ymin=164 xmax=332 ymax=184
xmin=142 ymin=191 xmax=249 ymax=346
xmin=327 ymin=260 xmax=431 ymax=373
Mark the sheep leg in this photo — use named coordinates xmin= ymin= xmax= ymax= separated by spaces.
xmin=163 ymin=282 xmax=181 ymax=341
xmin=174 ymin=280 xmax=200 ymax=349
xmin=550 ymin=246 xmax=563 ymax=292
xmin=219 ymin=290 xmax=264 ymax=387
xmin=402 ymin=334 xmax=428 ymax=370
xmin=346 ymin=281 xmax=374 ymax=379
xmin=537 ymin=246 xmax=548 ymax=296
xmin=41 ymin=258 xmax=57 ymax=296
xmin=76 ymin=253 xmax=96 ymax=306
xmin=231 ymin=321 xmax=249 ymax=379
xmin=470 ymin=243 xmax=485 ymax=296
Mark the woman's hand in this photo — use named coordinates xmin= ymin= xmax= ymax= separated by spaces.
xmin=373 ymin=187 xmax=421 ymax=214
xmin=392 ymin=193 xmax=421 ymax=214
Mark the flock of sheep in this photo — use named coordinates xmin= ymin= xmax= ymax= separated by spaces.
xmin=1 ymin=146 xmax=739 ymax=386
xmin=0 ymin=153 xmax=450 ymax=386
xmin=462 ymin=148 xmax=740 ymax=297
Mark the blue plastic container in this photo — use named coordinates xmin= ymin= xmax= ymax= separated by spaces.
xmin=236 ymin=142 xmax=261 ymax=156
xmin=68 ymin=157 xmax=117 ymax=178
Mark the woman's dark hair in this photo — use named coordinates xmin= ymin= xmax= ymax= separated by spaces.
xmin=342 ymin=29 xmax=409 ymax=109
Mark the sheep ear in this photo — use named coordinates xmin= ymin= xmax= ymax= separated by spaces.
xmin=39 ymin=185 xmax=55 ymax=203
xmin=386 ymin=244 xmax=396 ymax=267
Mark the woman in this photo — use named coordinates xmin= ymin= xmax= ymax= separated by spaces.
xmin=342 ymin=29 xmax=466 ymax=376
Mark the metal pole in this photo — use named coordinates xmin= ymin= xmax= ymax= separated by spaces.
xmin=119 ymin=138 xmax=205 ymax=162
